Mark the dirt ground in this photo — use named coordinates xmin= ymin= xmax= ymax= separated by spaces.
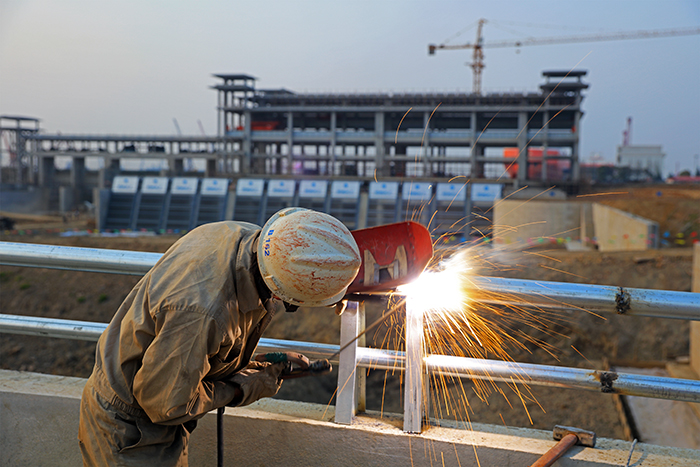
xmin=1 ymin=184 xmax=698 ymax=440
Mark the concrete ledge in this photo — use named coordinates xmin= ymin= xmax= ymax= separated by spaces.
xmin=2 ymin=370 xmax=699 ymax=466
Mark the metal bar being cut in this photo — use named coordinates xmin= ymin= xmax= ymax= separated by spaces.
xmin=2 ymin=242 xmax=699 ymax=319
xmin=467 ymin=276 xmax=700 ymax=321
xmin=2 ymin=313 xmax=700 ymax=404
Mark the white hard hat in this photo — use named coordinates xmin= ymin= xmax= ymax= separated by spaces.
xmin=258 ymin=207 xmax=361 ymax=307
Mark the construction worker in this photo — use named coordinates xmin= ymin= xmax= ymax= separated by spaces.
xmin=78 ymin=207 xmax=361 ymax=466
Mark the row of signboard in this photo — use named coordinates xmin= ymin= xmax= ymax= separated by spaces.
xmin=236 ymin=179 xmax=503 ymax=203
xmin=111 ymin=177 xmax=229 ymax=196
xmin=112 ymin=176 xmax=503 ymax=203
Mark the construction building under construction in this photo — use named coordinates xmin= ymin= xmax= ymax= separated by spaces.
xmin=1 ymin=70 xmax=587 ymax=238
xmin=213 ymin=70 xmax=586 ymax=182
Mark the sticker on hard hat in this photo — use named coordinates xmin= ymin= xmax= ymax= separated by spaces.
xmin=263 ymin=229 xmax=274 ymax=256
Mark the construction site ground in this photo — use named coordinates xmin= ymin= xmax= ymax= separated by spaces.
xmin=1 ymin=184 xmax=699 ymax=445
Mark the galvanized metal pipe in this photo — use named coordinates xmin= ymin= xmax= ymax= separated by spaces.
xmin=2 ymin=313 xmax=700 ymax=404
xmin=2 ymin=242 xmax=699 ymax=320
xmin=0 ymin=242 xmax=160 ymax=275
xmin=0 ymin=314 xmax=108 ymax=342
xmin=359 ymin=348 xmax=700 ymax=404
xmin=467 ymin=276 xmax=700 ymax=321
xmin=0 ymin=313 xmax=338 ymax=360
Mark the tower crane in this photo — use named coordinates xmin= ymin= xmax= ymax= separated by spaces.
xmin=428 ymin=20 xmax=700 ymax=95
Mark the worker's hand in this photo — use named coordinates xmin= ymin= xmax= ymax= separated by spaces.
xmin=226 ymin=361 xmax=286 ymax=407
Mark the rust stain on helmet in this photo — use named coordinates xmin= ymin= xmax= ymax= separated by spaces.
xmin=258 ymin=208 xmax=361 ymax=306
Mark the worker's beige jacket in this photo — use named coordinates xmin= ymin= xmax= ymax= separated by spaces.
xmin=79 ymin=221 xmax=282 ymax=466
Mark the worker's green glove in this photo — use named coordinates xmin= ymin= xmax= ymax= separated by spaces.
xmin=226 ymin=361 xmax=286 ymax=407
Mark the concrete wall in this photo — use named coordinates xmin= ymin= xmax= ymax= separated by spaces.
xmin=592 ymin=204 xmax=658 ymax=252
xmin=492 ymin=200 xmax=659 ymax=252
xmin=692 ymin=243 xmax=700 ymax=377
xmin=2 ymin=370 xmax=698 ymax=466
xmin=493 ymin=200 xmax=585 ymax=247
xmin=0 ymin=187 xmax=52 ymax=214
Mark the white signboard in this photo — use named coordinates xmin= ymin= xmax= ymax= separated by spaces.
xmin=267 ymin=180 xmax=296 ymax=198
xmin=369 ymin=181 xmax=399 ymax=200
xmin=200 ymin=178 xmax=229 ymax=197
xmin=171 ymin=177 xmax=199 ymax=195
xmin=331 ymin=181 xmax=360 ymax=199
xmin=141 ymin=177 xmax=168 ymax=195
xmin=236 ymin=179 xmax=264 ymax=197
xmin=112 ymin=176 xmax=139 ymax=194
xmin=299 ymin=180 xmax=328 ymax=198
xmin=471 ymin=184 xmax=502 ymax=202
xmin=436 ymin=183 xmax=467 ymax=202
xmin=402 ymin=182 xmax=432 ymax=201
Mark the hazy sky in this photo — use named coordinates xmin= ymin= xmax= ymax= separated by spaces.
xmin=1 ymin=0 xmax=699 ymax=176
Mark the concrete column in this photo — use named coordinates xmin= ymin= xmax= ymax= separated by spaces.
xmin=38 ymin=156 xmax=55 ymax=188
xmin=423 ymin=111 xmax=431 ymax=176
xmin=541 ymin=110 xmax=550 ymax=181
xmin=286 ymin=112 xmax=294 ymax=175
xmin=470 ymin=112 xmax=479 ymax=179
xmin=217 ymin=90 xmax=223 ymax=136
xmin=242 ymin=110 xmax=252 ymax=175
xmin=374 ymin=112 xmax=385 ymax=176
xmin=517 ymin=111 xmax=528 ymax=184
xmin=99 ymin=158 xmax=120 ymax=190
xmin=26 ymin=138 xmax=36 ymax=185
xmin=330 ymin=112 xmax=337 ymax=176
xmin=470 ymin=144 xmax=483 ymax=179
xmin=393 ymin=145 xmax=406 ymax=177
xmin=169 ymin=158 xmax=184 ymax=175
xmin=70 ymin=156 xmax=86 ymax=205
xmin=205 ymin=159 xmax=216 ymax=177
xmin=571 ymin=96 xmax=582 ymax=183
xmin=691 ymin=243 xmax=700 ymax=377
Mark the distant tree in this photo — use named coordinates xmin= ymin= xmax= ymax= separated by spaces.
xmin=679 ymin=169 xmax=691 ymax=176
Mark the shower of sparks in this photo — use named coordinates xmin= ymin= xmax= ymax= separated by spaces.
xmin=386 ymin=241 xmax=577 ymax=426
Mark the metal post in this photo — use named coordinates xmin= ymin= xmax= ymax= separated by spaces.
xmin=403 ymin=298 xmax=425 ymax=433
xmin=357 ymin=302 xmax=366 ymax=413
xmin=335 ymin=300 xmax=363 ymax=424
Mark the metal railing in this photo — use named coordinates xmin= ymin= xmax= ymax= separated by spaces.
xmin=2 ymin=241 xmax=700 ymax=433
